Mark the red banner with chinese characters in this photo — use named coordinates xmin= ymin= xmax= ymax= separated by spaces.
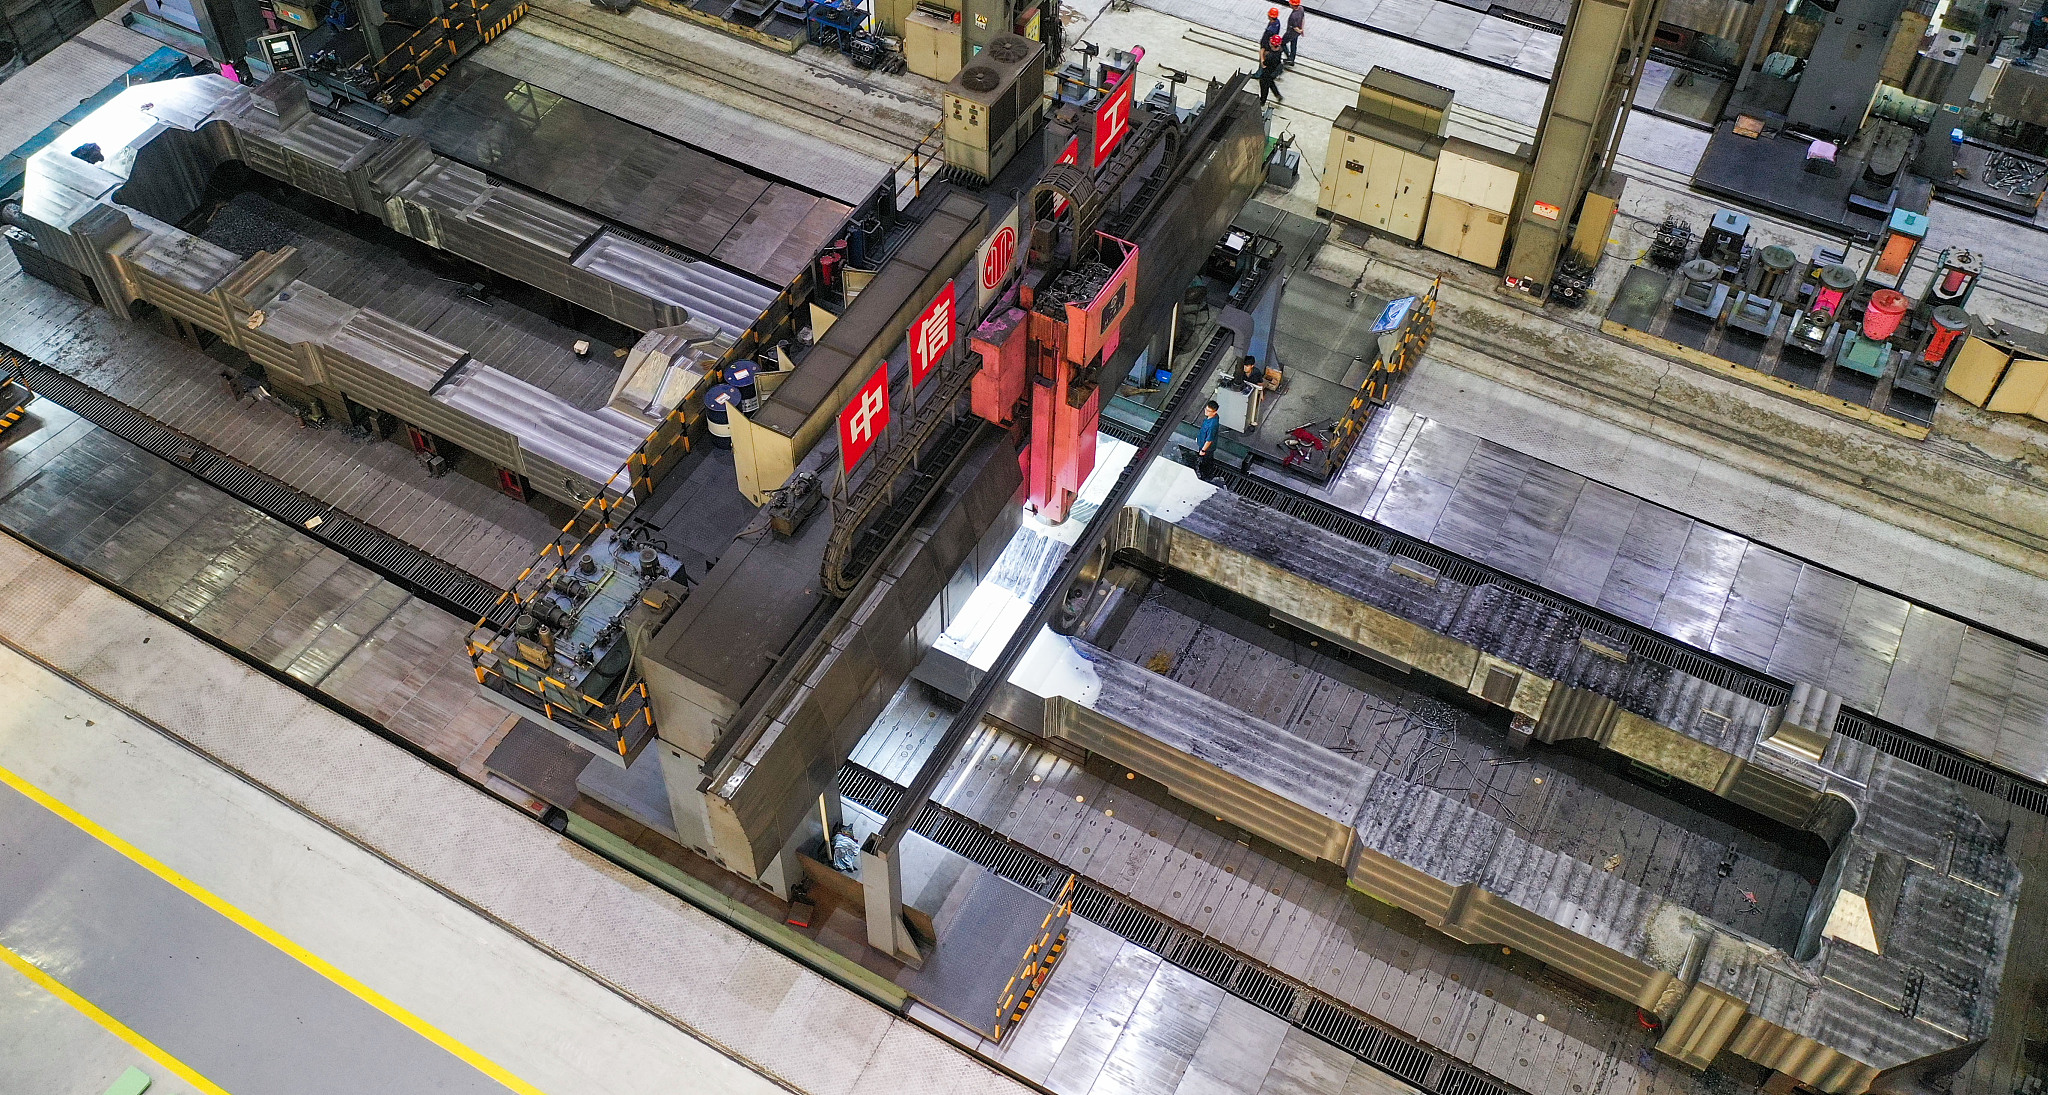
xmin=838 ymin=364 xmax=891 ymax=474
xmin=1093 ymin=75 xmax=1134 ymax=168
xmin=909 ymin=281 xmax=956 ymax=387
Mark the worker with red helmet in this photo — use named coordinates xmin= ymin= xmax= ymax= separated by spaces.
xmin=1283 ymin=0 xmax=1306 ymax=65
xmin=1258 ymin=31 xmax=1286 ymax=104
xmin=1263 ymin=5 xmax=1283 ymax=42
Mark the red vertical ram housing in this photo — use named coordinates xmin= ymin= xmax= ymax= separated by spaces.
xmin=1021 ymin=235 xmax=1136 ymax=523
xmin=973 ymin=225 xmax=1138 ymax=524
xmin=971 ymin=307 xmax=1030 ymax=425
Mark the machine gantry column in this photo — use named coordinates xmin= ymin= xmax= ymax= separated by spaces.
xmin=1504 ymin=0 xmax=1664 ymax=293
xmin=860 ymin=839 xmax=925 ymax=967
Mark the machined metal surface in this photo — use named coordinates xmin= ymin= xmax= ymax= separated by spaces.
xmin=900 ymin=866 xmax=1062 ymax=1039
xmin=469 ymin=30 xmax=891 ymax=206
xmin=1083 ymin=592 xmax=1824 ymax=951
xmin=1060 ymin=457 xmax=2018 ymax=1090
xmin=10 ymin=74 xmax=784 ymax=508
xmin=1336 ymin=412 xmax=2048 ymax=785
xmin=0 ymin=399 xmax=508 ymax=765
xmin=849 ymin=681 xmax=1712 ymax=1095
xmin=976 ymin=917 xmax=1414 ymax=1095
xmin=401 ymin=66 xmax=853 ymax=287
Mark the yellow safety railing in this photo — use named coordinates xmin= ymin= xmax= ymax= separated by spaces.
xmin=892 ymin=121 xmax=949 ymax=207
xmin=994 ymin=876 xmax=1076 ymax=1040
xmin=469 ymin=447 xmax=652 ymax=752
xmin=1325 ymin=277 xmax=1440 ymax=472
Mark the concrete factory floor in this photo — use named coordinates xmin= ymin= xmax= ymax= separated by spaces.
xmin=0 ymin=529 xmax=1032 ymax=1095
xmin=0 ymin=771 xmax=527 ymax=1095
xmin=0 ymin=398 xmax=514 ymax=770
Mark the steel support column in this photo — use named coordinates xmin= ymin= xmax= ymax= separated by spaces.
xmin=859 ymin=840 xmax=924 ymax=967
xmin=355 ymin=0 xmax=386 ymax=59
xmin=1504 ymin=0 xmax=1665 ymax=292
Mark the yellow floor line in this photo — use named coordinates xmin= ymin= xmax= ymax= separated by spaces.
xmin=0 ymin=941 xmax=233 ymax=1095
xmin=0 ymin=762 xmax=545 ymax=1095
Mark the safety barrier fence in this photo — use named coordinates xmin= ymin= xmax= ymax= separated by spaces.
xmin=890 ymin=121 xmax=950 ymax=210
xmin=994 ymin=875 xmax=1075 ymax=1040
xmin=465 ymin=449 xmax=658 ymax=758
xmin=1324 ymin=277 xmax=1441 ymax=475
xmin=369 ymin=0 xmax=531 ymax=110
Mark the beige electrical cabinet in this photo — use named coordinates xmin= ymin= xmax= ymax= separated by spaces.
xmin=1319 ymin=107 xmax=1439 ymax=242
xmin=1323 ymin=134 xmax=1367 ymax=220
xmin=1422 ymin=137 xmax=1526 ymax=268
xmin=903 ymin=11 xmax=965 ymax=82
xmin=1357 ymin=67 xmax=1452 ymax=136
xmin=1422 ymin=197 xmax=1511 ymax=267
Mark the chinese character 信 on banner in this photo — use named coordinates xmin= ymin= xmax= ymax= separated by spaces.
xmin=909 ymin=281 xmax=956 ymax=387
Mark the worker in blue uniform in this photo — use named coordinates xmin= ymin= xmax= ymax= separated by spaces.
xmin=1263 ymin=6 xmax=1283 ymax=44
xmin=1196 ymin=400 xmax=1221 ymax=480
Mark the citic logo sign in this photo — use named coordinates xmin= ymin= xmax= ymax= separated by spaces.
xmin=981 ymin=225 xmax=1016 ymax=292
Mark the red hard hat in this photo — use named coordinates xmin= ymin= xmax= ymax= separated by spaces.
xmin=1267 ymin=6 xmax=1278 ymax=16
xmin=1269 ymin=33 xmax=1283 ymax=45
xmin=1290 ymin=0 xmax=1301 ymax=6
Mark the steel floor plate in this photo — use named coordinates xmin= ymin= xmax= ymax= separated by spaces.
xmin=0 ymin=401 xmax=508 ymax=768
xmin=403 ymin=67 xmax=850 ymax=286
xmin=1336 ymin=411 xmax=2048 ymax=783
xmin=849 ymin=679 xmax=1719 ymax=1095
xmin=902 ymin=866 xmax=1060 ymax=1041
